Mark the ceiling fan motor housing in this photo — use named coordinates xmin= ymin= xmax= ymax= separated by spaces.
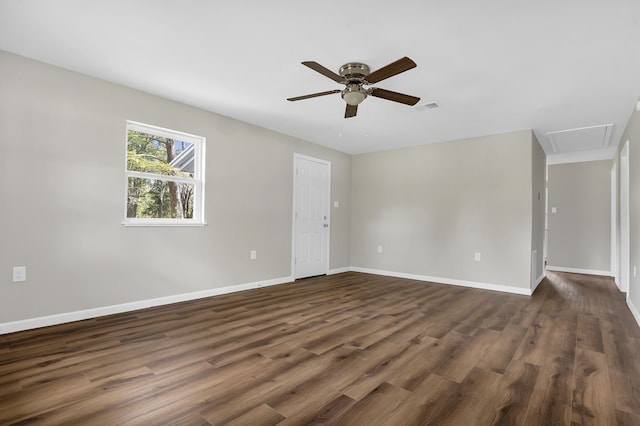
xmin=339 ymin=62 xmax=370 ymax=79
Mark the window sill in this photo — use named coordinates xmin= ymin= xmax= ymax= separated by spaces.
xmin=122 ymin=221 xmax=207 ymax=227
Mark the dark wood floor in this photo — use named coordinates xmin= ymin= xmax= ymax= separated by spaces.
xmin=1 ymin=271 xmax=640 ymax=425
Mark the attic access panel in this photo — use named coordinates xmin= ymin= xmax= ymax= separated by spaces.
xmin=546 ymin=124 xmax=613 ymax=153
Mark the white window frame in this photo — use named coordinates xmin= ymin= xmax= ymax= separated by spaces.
xmin=123 ymin=121 xmax=206 ymax=226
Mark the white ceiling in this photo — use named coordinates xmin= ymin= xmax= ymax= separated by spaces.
xmin=1 ymin=0 xmax=640 ymax=160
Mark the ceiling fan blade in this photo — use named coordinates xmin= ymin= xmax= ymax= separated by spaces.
xmin=345 ymin=104 xmax=358 ymax=118
xmin=364 ymin=57 xmax=417 ymax=84
xmin=302 ymin=61 xmax=346 ymax=83
xmin=287 ymin=89 xmax=341 ymax=101
xmin=369 ymin=88 xmax=420 ymax=106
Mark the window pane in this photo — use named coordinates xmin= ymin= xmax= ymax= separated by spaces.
xmin=127 ymin=177 xmax=195 ymax=219
xmin=127 ymin=130 xmax=195 ymax=178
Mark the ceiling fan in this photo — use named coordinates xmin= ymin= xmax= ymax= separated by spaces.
xmin=287 ymin=57 xmax=421 ymax=118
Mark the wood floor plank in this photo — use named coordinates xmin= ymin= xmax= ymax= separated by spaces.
xmin=0 ymin=373 xmax=95 ymax=424
xmin=576 ymin=314 xmax=605 ymax=353
xmin=607 ymin=367 xmax=640 ymax=417
xmin=339 ymin=339 xmax=433 ymax=401
xmin=513 ymin=300 xmax=577 ymax=367
xmin=0 ymin=271 xmax=638 ymax=425
xmin=377 ymin=373 xmax=459 ymax=425
xmin=386 ymin=330 xmax=470 ymax=391
xmin=415 ymin=367 xmax=504 ymax=425
xmin=488 ymin=360 xmax=540 ymax=425
xmin=522 ymin=355 xmax=574 ymax=425
xmin=616 ymin=409 xmax=640 ymax=425
xmin=71 ymin=362 xmax=214 ymax=425
xmin=476 ymin=324 xmax=528 ymax=374
xmin=434 ymin=327 xmax=501 ymax=382
xmin=333 ymin=381 xmax=412 ymax=425
xmin=510 ymin=281 xmax=548 ymax=327
xmin=200 ymin=345 xmax=358 ymax=424
xmin=264 ymin=371 xmax=344 ymax=419
xmin=276 ymin=394 xmax=357 ymax=425
xmin=571 ymin=348 xmax=616 ymax=425
xmin=226 ymin=403 xmax=284 ymax=426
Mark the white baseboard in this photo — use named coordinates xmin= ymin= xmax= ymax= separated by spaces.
xmin=0 ymin=265 xmax=545 ymax=335
xmin=350 ymin=267 xmax=532 ymax=296
xmin=0 ymin=275 xmax=293 ymax=335
xmin=328 ymin=267 xmax=351 ymax=275
xmin=615 ymin=277 xmax=622 ymax=292
xmin=545 ymin=266 xmax=612 ymax=276
xmin=628 ymin=298 xmax=640 ymax=329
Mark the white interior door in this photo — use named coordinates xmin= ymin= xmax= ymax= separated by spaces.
xmin=293 ymin=155 xmax=330 ymax=279
xmin=620 ymin=141 xmax=630 ymax=295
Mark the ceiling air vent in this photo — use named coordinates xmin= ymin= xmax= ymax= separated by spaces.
xmin=414 ymin=101 xmax=439 ymax=111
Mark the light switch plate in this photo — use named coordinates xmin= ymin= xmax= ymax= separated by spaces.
xmin=13 ymin=266 xmax=26 ymax=282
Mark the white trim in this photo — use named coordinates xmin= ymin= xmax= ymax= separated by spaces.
xmin=546 ymin=146 xmax=617 ymax=165
xmin=350 ymin=267 xmax=532 ymax=295
xmin=627 ymin=298 xmax=640 ymax=328
xmin=127 ymin=120 xmax=204 ymax=144
xmin=126 ymin=170 xmax=197 ymax=185
xmin=291 ymin=161 xmax=297 ymax=278
xmin=122 ymin=220 xmax=207 ymax=227
xmin=531 ymin=273 xmax=545 ymax=293
xmin=0 ymin=276 xmax=292 ymax=335
xmin=328 ymin=267 xmax=351 ymax=275
xmin=620 ymin=141 xmax=630 ymax=294
xmin=545 ymin=266 xmax=612 ymax=276
xmin=530 ymin=249 xmax=538 ymax=288
xmin=124 ymin=120 xmax=206 ymax=225
xmin=611 ymin=160 xmax=618 ymax=288
xmin=326 ymin=162 xmax=332 ymax=277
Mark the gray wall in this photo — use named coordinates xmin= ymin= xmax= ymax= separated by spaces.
xmin=620 ymin=105 xmax=640 ymax=315
xmin=350 ymin=130 xmax=536 ymax=290
xmin=0 ymin=51 xmax=351 ymax=323
xmin=547 ymin=160 xmax=611 ymax=273
xmin=531 ymin=133 xmax=547 ymax=286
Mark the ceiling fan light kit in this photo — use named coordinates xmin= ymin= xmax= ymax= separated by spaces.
xmin=287 ymin=57 xmax=420 ymax=118
xmin=342 ymin=84 xmax=367 ymax=106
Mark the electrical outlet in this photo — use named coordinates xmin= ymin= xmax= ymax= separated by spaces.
xmin=377 ymin=245 xmax=383 ymax=254
xmin=474 ymin=252 xmax=481 ymax=262
xmin=13 ymin=266 xmax=26 ymax=282
xmin=250 ymin=250 xmax=257 ymax=260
